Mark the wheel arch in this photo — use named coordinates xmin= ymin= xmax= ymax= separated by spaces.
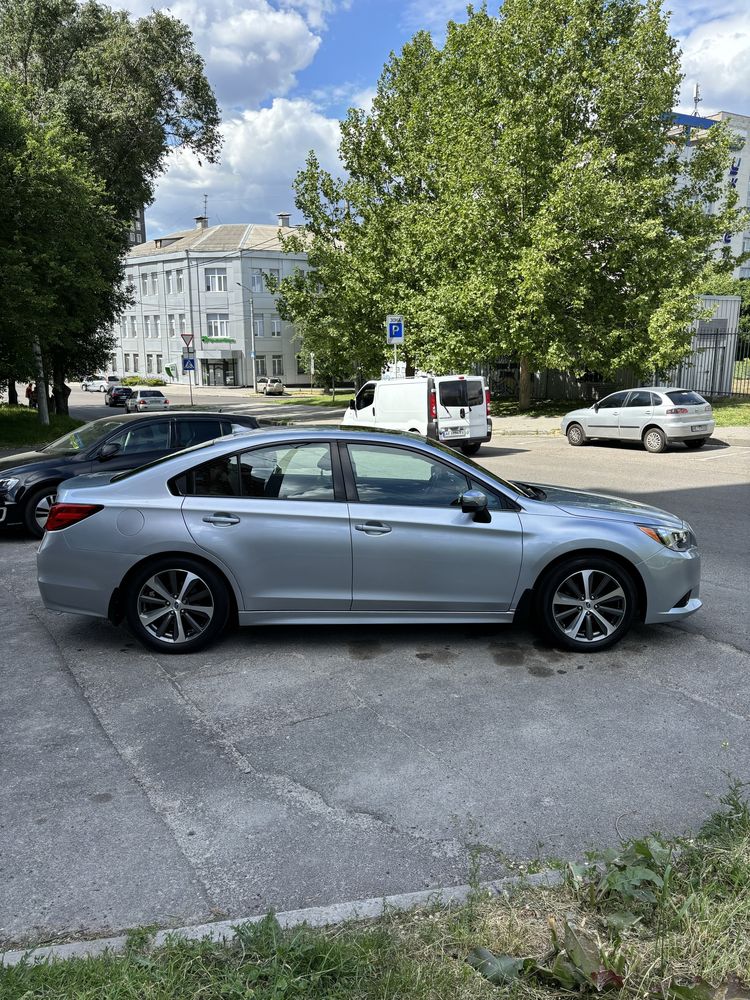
xmin=529 ymin=547 xmax=647 ymax=621
xmin=108 ymin=550 xmax=240 ymax=626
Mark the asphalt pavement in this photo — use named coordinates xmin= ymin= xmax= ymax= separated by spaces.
xmin=1 ymin=391 xmax=749 ymax=949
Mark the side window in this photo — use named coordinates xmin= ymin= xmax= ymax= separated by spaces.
xmin=466 ymin=381 xmax=484 ymax=407
xmin=174 ymin=419 xmax=224 ymax=449
xmin=439 ymin=381 xmax=465 ymax=407
xmin=651 ymin=393 xmax=662 ymax=407
xmin=239 ymin=444 xmax=334 ymax=501
xmin=356 ymin=383 xmax=376 ymax=410
xmin=348 ymin=444 xmax=469 ymax=507
xmin=177 ymin=455 xmax=241 ymax=497
xmin=597 ymin=392 xmax=628 ymax=409
xmin=625 ymin=391 xmax=652 ymax=407
xmin=109 ymin=421 xmax=170 ymax=455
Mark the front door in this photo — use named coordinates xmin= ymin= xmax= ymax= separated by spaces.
xmin=587 ymin=391 xmax=629 ymax=439
xmin=94 ymin=419 xmax=173 ymax=472
xmin=344 ymin=442 xmax=523 ymax=613
xmin=180 ymin=441 xmax=352 ymax=610
xmin=618 ymin=390 xmax=655 ymax=441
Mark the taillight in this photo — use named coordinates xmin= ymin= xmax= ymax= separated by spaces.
xmin=164 ymin=399 xmax=170 ymax=405
xmin=429 ymin=389 xmax=437 ymax=420
xmin=485 ymin=388 xmax=491 ymax=412
xmin=46 ymin=503 xmax=103 ymax=532
xmin=666 ymin=407 xmax=689 ymax=414
xmin=138 ymin=399 xmax=147 ymax=407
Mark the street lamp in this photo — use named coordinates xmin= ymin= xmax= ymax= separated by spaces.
xmin=235 ymin=281 xmax=257 ymax=393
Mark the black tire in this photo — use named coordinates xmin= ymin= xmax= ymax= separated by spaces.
xmin=460 ymin=442 xmax=481 ymax=457
xmin=536 ymin=555 xmax=637 ymax=653
xmin=23 ymin=484 xmax=59 ymax=538
xmin=566 ymin=423 xmax=587 ymax=447
xmin=684 ymin=438 xmax=707 ymax=450
xmin=125 ymin=557 xmax=230 ymax=654
xmin=643 ymin=427 xmax=667 ymax=453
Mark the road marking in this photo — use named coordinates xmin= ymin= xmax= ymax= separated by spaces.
xmin=698 ymin=446 xmax=750 ymax=462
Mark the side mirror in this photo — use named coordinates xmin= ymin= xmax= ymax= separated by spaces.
xmin=460 ymin=489 xmax=491 ymax=523
xmin=98 ymin=441 xmax=121 ymax=461
xmin=592 ymin=402 xmax=599 ymax=412
xmin=348 ymin=399 xmax=356 ymax=410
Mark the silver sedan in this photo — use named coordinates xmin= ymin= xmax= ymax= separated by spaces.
xmin=37 ymin=428 xmax=701 ymax=654
xmin=561 ymin=388 xmax=715 ymax=452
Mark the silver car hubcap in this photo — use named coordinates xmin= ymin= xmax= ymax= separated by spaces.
xmin=552 ymin=569 xmax=626 ymax=644
xmin=137 ymin=570 xmax=214 ymax=645
xmin=568 ymin=426 xmax=582 ymax=444
xmin=645 ymin=431 xmax=663 ymax=451
xmin=35 ymin=493 xmax=57 ymax=530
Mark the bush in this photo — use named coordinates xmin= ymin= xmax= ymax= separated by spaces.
xmin=121 ymin=376 xmax=167 ymax=387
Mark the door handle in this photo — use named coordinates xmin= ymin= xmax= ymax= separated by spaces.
xmin=354 ymin=521 xmax=392 ymax=535
xmin=202 ymin=513 xmax=240 ymax=526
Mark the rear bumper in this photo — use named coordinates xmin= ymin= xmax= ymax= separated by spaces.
xmin=438 ymin=418 xmax=493 ymax=446
xmin=664 ymin=419 xmax=715 ymax=440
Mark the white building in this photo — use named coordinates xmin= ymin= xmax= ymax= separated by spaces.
xmin=109 ymin=213 xmax=310 ymax=387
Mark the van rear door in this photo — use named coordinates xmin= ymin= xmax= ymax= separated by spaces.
xmin=435 ymin=377 xmax=487 ymax=442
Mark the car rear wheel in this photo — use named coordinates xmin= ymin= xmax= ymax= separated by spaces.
xmin=684 ymin=438 xmax=707 ymax=450
xmin=566 ymin=423 xmax=587 ymax=446
xmin=460 ymin=442 xmax=481 ymax=456
xmin=24 ymin=485 xmax=58 ymax=538
xmin=537 ymin=556 xmax=636 ymax=652
xmin=643 ymin=427 xmax=667 ymax=453
xmin=125 ymin=558 xmax=230 ymax=654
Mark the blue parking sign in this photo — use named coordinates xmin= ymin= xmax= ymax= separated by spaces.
xmin=386 ymin=314 xmax=405 ymax=344
xmin=182 ymin=357 xmax=196 ymax=372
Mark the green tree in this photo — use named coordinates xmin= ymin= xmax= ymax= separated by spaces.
xmin=0 ymin=0 xmax=221 ymax=410
xmin=278 ymin=0 xmax=746 ymax=408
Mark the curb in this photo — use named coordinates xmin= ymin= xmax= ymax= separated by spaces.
xmin=1 ymin=869 xmax=564 ymax=967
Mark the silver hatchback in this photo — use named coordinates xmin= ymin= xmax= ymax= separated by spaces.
xmin=126 ymin=388 xmax=170 ymax=413
xmin=562 ymin=388 xmax=715 ymax=452
xmin=37 ymin=428 xmax=702 ymax=655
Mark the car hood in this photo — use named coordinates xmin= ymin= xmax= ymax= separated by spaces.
xmin=0 ymin=450 xmax=52 ymax=476
xmin=562 ymin=406 xmax=595 ymax=421
xmin=513 ymin=482 xmax=685 ymax=529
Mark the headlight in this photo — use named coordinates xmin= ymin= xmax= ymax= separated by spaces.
xmin=0 ymin=477 xmax=20 ymax=492
xmin=638 ymin=523 xmax=696 ymax=551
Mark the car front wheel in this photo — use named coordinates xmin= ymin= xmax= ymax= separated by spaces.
xmin=125 ymin=558 xmax=230 ymax=653
xmin=643 ymin=427 xmax=667 ymax=453
xmin=537 ymin=556 xmax=636 ymax=652
xmin=566 ymin=423 xmax=587 ymax=446
xmin=24 ymin=485 xmax=58 ymax=538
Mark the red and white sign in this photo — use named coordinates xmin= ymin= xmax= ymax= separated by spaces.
xmin=181 ymin=333 xmax=194 ymax=349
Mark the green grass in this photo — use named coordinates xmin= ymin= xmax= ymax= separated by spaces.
xmin=490 ymin=397 xmax=750 ymax=426
xmin=0 ymin=405 xmax=83 ymax=450
xmin=710 ymin=397 xmax=750 ymax=426
xmin=4 ymin=786 xmax=749 ymax=999
xmin=273 ymin=392 xmax=354 ymax=407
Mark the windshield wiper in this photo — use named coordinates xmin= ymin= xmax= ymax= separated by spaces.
xmin=514 ymin=482 xmax=547 ymax=500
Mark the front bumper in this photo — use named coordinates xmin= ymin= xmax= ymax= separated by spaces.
xmin=641 ymin=545 xmax=702 ymax=624
xmin=0 ymin=497 xmax=22 ymax=528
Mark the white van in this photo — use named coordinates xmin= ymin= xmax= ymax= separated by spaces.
xmin=342 ymin=375 xmax=492 ymax=455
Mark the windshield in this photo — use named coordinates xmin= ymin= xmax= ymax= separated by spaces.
xmin=42 ymin=419 xmax=124 ymax=456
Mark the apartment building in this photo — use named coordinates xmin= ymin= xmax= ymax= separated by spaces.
xmin=109 ymin=214 xmax=309 ymax=387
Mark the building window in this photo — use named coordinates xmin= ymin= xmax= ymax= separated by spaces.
xmin=296 ymin=355 xmax=306 ymax=375
xmin=272 ymin=355 xmax=284 ymax=376
xmin=129 ymin=316 xmax=137 ymax=337
xmin=256 ymin=356 xmax=267 ymax=377
xmin=126 ymin=272 xmax=135 ymax=293
xmin=124 ymin=353 xmax=131 ymax=373
xmin=119 ymin=318 xmax=127 ymax=339
xmin=253 ymin=314 xmax=265 ymax=338
xmin=156 ymin=354 xmax=163 ymax=374
xmin=743 ymin=236 xmax=750 ymax=254
xmin=153 ymin=316 xmax=161 ymax=339
xmin=267 ymin=267 xmax=280 ymax=286
xmin=251 ymin=268 xmax=264 ymax=292
xmin=179 ymin=313 xmax=186 ymax=334
xmin=133 ymin=353 xmax=140 ymax=371
xmin=206 ymin=313 xmax=229 ymax=337
xmin=270 ymin=314 xmax=282 ymax=337
xmin=150 ymin=272 xmax=158 ymax=294
xmin=166 ymin=271 xmax=174 ymax=294
xmin=140 ymin=273 xmax=148 ymax=295
xmin=146 ymin=354 xmax=153 ymax=374
xmin=176 ymin=269 xmax=184 ymax=292
xmin=143 ymin=316 xmax=150 ymax=338
xmin=205 ymin=267 xmax=228 ymax=292
xmin=168 ymin=314 xmax=176 ymax=338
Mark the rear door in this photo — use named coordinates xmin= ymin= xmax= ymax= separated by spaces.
xmin=618 ymin=390 xmax=655 ymax=441
xmin=435 ymin=377 xmax=486 ymax=441
xmin=344 ymin=441 xmax=523 ymax=613
xmin=179 ymin=441 xmax=352 ymax=610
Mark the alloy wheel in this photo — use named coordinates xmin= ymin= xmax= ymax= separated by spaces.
xmin=137 ymin=569 xmax=215 ymax=645
xmin=551 ymin=568 xmax=627 ymax=644
xmin=34 ymin=492 xmax=57 ymax=531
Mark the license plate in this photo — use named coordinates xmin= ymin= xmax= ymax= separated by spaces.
xmin=441 ymin=426 xmax=467 ymax=438
xmin=691 ymin=424 xmax=706 ymax=432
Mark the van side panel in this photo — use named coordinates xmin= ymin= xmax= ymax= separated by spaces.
xmin=374 ymin=381 xmax=428 ymax=434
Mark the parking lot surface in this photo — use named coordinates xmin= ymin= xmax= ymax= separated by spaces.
xmin=1 ymin=429 xmax=748 ymax=948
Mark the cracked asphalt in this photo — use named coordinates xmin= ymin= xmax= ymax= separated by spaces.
xmin=1 ymin=416 xmax=749 ymax=949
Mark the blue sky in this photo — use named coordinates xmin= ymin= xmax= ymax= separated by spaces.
xmin=119 ymin=0 xmax=750 ymax=237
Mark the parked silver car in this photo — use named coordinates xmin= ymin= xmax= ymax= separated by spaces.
xmin=37 ymin=428 xmax=701 ymax=655
xmin=125 ymin=388 xmax=170 ymax=413
xmin=561 ymin=388 xmax=715 ymax=452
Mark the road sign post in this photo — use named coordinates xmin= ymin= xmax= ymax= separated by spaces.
xmin=386 ymin=314 xmax=405 ymax=372
xmin=182 ymin=343 xmax=195 ymax=406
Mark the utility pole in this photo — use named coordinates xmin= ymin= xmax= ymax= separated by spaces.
xmin=236 ymin=282 xmax=257 ymax=393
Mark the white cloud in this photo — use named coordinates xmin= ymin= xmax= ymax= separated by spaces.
xmin=672 ymin=4 xmax=750 ymax=116
xmin=146 ymin=98 xmax=342 ymax=234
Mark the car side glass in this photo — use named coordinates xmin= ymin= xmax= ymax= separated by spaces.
xmin=356 ymin=384 xmax=376 ymax=410
xmin=348 ymin=443 xmax=469 ymax=507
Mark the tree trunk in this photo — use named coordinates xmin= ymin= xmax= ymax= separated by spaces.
xmin=51 ymin=355 xmax=69 ymax=416
xmin=331 ymin=377 xmax=336 ymax=403
xmin=32 ymin=337 xmax=50 ymax=426
xmin=518 ymin=355 xmax=533 ymax=411
xmin=5 ymin=379 xmax=19 ymax=406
